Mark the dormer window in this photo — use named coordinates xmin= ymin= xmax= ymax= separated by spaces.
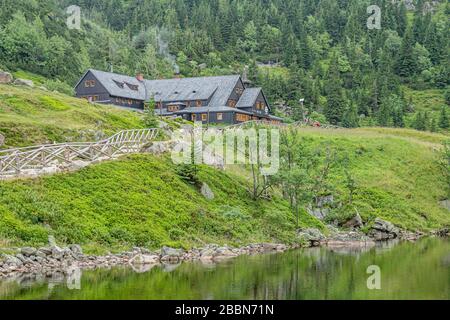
xmin=125 ymin=82 xmax=139 ymax=91
xmin=113 ymin=80 xmax=124 ymax=89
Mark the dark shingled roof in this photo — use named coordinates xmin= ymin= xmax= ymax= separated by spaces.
xmin=77 ymin=69 xmax=241 ymax=107
xmin=236 ymin=88 xmax=262 ymax=108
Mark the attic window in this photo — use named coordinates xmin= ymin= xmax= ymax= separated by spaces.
xmin=113 ymin=80 xmax=124 ymax=89
xmin=125 ymin=82 xmax=139 ymax=91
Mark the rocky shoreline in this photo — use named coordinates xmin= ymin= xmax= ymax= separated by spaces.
xmin=0 ymin=219 xmax=448 ymax=281
xmin=0 ymin=242 xmax=291 ymax=280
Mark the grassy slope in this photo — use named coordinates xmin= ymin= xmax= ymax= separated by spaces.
xmin=295 ymin=127 xmax=449 ymax=231
xmin=0 ymin=84 xmax=448 ymax=252
xmin=0 ymin=84 xmax=144 ymax=148
xmin=0 ymin=154 xmax=320 ymax=252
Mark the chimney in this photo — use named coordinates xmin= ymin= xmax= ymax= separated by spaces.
xmin=136 ymin=73 xmax=144 ymax=82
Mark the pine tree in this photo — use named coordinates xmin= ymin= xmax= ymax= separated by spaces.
xmin=439 ymin=106 xmax=449 ymax=129
xmin=342 ymin=103 xmax=359 ymax=128
xmin=324 ymin=55 xmax=347 ymax=125
xmin=396 ymin=28 xmax=416 ymax=77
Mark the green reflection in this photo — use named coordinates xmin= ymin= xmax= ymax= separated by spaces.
xmin=1 ymin=238 xmax=448 ymax=300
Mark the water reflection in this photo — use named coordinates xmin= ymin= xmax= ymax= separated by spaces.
xmin=0 ymin=238 xmax=448 ymax=300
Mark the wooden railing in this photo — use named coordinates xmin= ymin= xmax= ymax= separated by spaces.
xmin=0 ymin=129 xmax=158 ymax=177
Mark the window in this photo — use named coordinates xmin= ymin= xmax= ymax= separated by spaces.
xmin=156 ymin=102 xmax=162 ymax=109
xmin=256 ymin=101 xmax=264 ymax=110
xmin=191 ymin=114 xmax=197 ymax=121
xmin=217 ymin=113 xmax=223 ymax=121
xmin=228 ymin=100 xmax=237 ymax=108
xmin=128 ymin=99 xmax=133 ymax=105
xmin=113 ymin=80 xmax=124 ymax=89
xmin=196 ymin=100 xmax=202 ymax=107
xmin=236 ymin=87 xmax=244 ymax=95
xmin=236 ymin=113 xmax=250 ymax=122
xmin=85 ymin=80 xmax=96 ymax=88
xmin=125 ymin=82 xmax=139 ymax=91
xmin=168 ymin=105 xmax=180 ymax=112
xmin=202 ymin=114 xmax=208 ymax=121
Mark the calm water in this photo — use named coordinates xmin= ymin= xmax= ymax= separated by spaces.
xmin=1 ymin=238 xmax=449 ymax=300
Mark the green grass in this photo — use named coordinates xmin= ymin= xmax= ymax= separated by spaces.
xmin=0 ymin=154 xmax=321 ymax=252
xmin=12 ymin=70 xmax=47 ymax=86
xmin=0 ymin=84 xmax=144 ymax=148
xmin=292 ymin=127 xmax=450 ymax=231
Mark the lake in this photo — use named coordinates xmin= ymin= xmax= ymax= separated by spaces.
xmin=0 ymin=238 xmax=448 ymax=300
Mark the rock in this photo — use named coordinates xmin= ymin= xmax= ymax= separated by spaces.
xmin=201 ymin=183 xmax=215 ymax=200
xmin=0 ymin=71 xmax=13 ymax=84
xmin=369 ymin=218 xmax=400 ymax=241
xmin=51 ymin=246 xmax=64 ymax=260
xmin=297 ymin=228 xmax=325 ymax=246
xmin=307 ymin=206 xmax=330 ymax=220
xmin=342 ymin=213 xmax=363 ymax=229
xmin=434 ymin=228 xmax=449 ymax=238
xmin=4 ymin=255 xmax=23 ymax=266
xmin=35 ymin=250 xmax=47 ymax=259
xmin=316 ymin=195 xmax=334 ymax=208
xmin=69 ymin=244 xmax=83 ymax=256
xmin=200 ymin=248 xmax=215 ymax=260
xmin=38 ymin=247 xmax=52 ymax=256
xmin=21 ymin=247 xmax=37 ymax=257
xmin=161 ymin=246 xmax=183 ymax=257
xmin=130 ymin=254 xmax=160 ymax=265
xmin=14 ymin=78 xmax=34 ymax=87
xmin=15 ymin=254 xmax=26 ymax=262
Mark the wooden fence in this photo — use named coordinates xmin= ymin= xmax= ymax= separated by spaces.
xmin=0 ymin=129 xmax=158 ymax=177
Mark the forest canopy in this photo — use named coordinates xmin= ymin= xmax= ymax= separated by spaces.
xmin=0 ymin=0 xmax=448 ymax=129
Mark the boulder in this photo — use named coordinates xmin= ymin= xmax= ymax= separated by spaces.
xmin=201 ymin=183 xmax=215 ymax=200
xmin=69 ymin=244 xmax=83 ymax=256
xmin=38 ymin=247 xmax=53 ymax=256
xmin=297 ymin=228 xmax=325 ymax=246
xmin=161 ymin=246 xmax=183 ymax=257
xmin=130 ymin=254 xmax=160 ymax=265
xmin=0 ymin=71 xmax=13 ymax=84
xmin=21 ymin=247 xmax=37 ymax=257
xmin=200 ymin=248 xmax=215 ymax=260
xmin=369 ymin=218 xmax=400 ymax=241
xmin=4 ymin=255 xmax=23 ymax=266
xmin=14 ymin=78 xmax=34 ymax=87
xmin=342 ymin=213 xmax=363 ymax=229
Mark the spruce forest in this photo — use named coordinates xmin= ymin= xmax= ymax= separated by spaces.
xmin=0 ymin=0 xmax=449 ymax=129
